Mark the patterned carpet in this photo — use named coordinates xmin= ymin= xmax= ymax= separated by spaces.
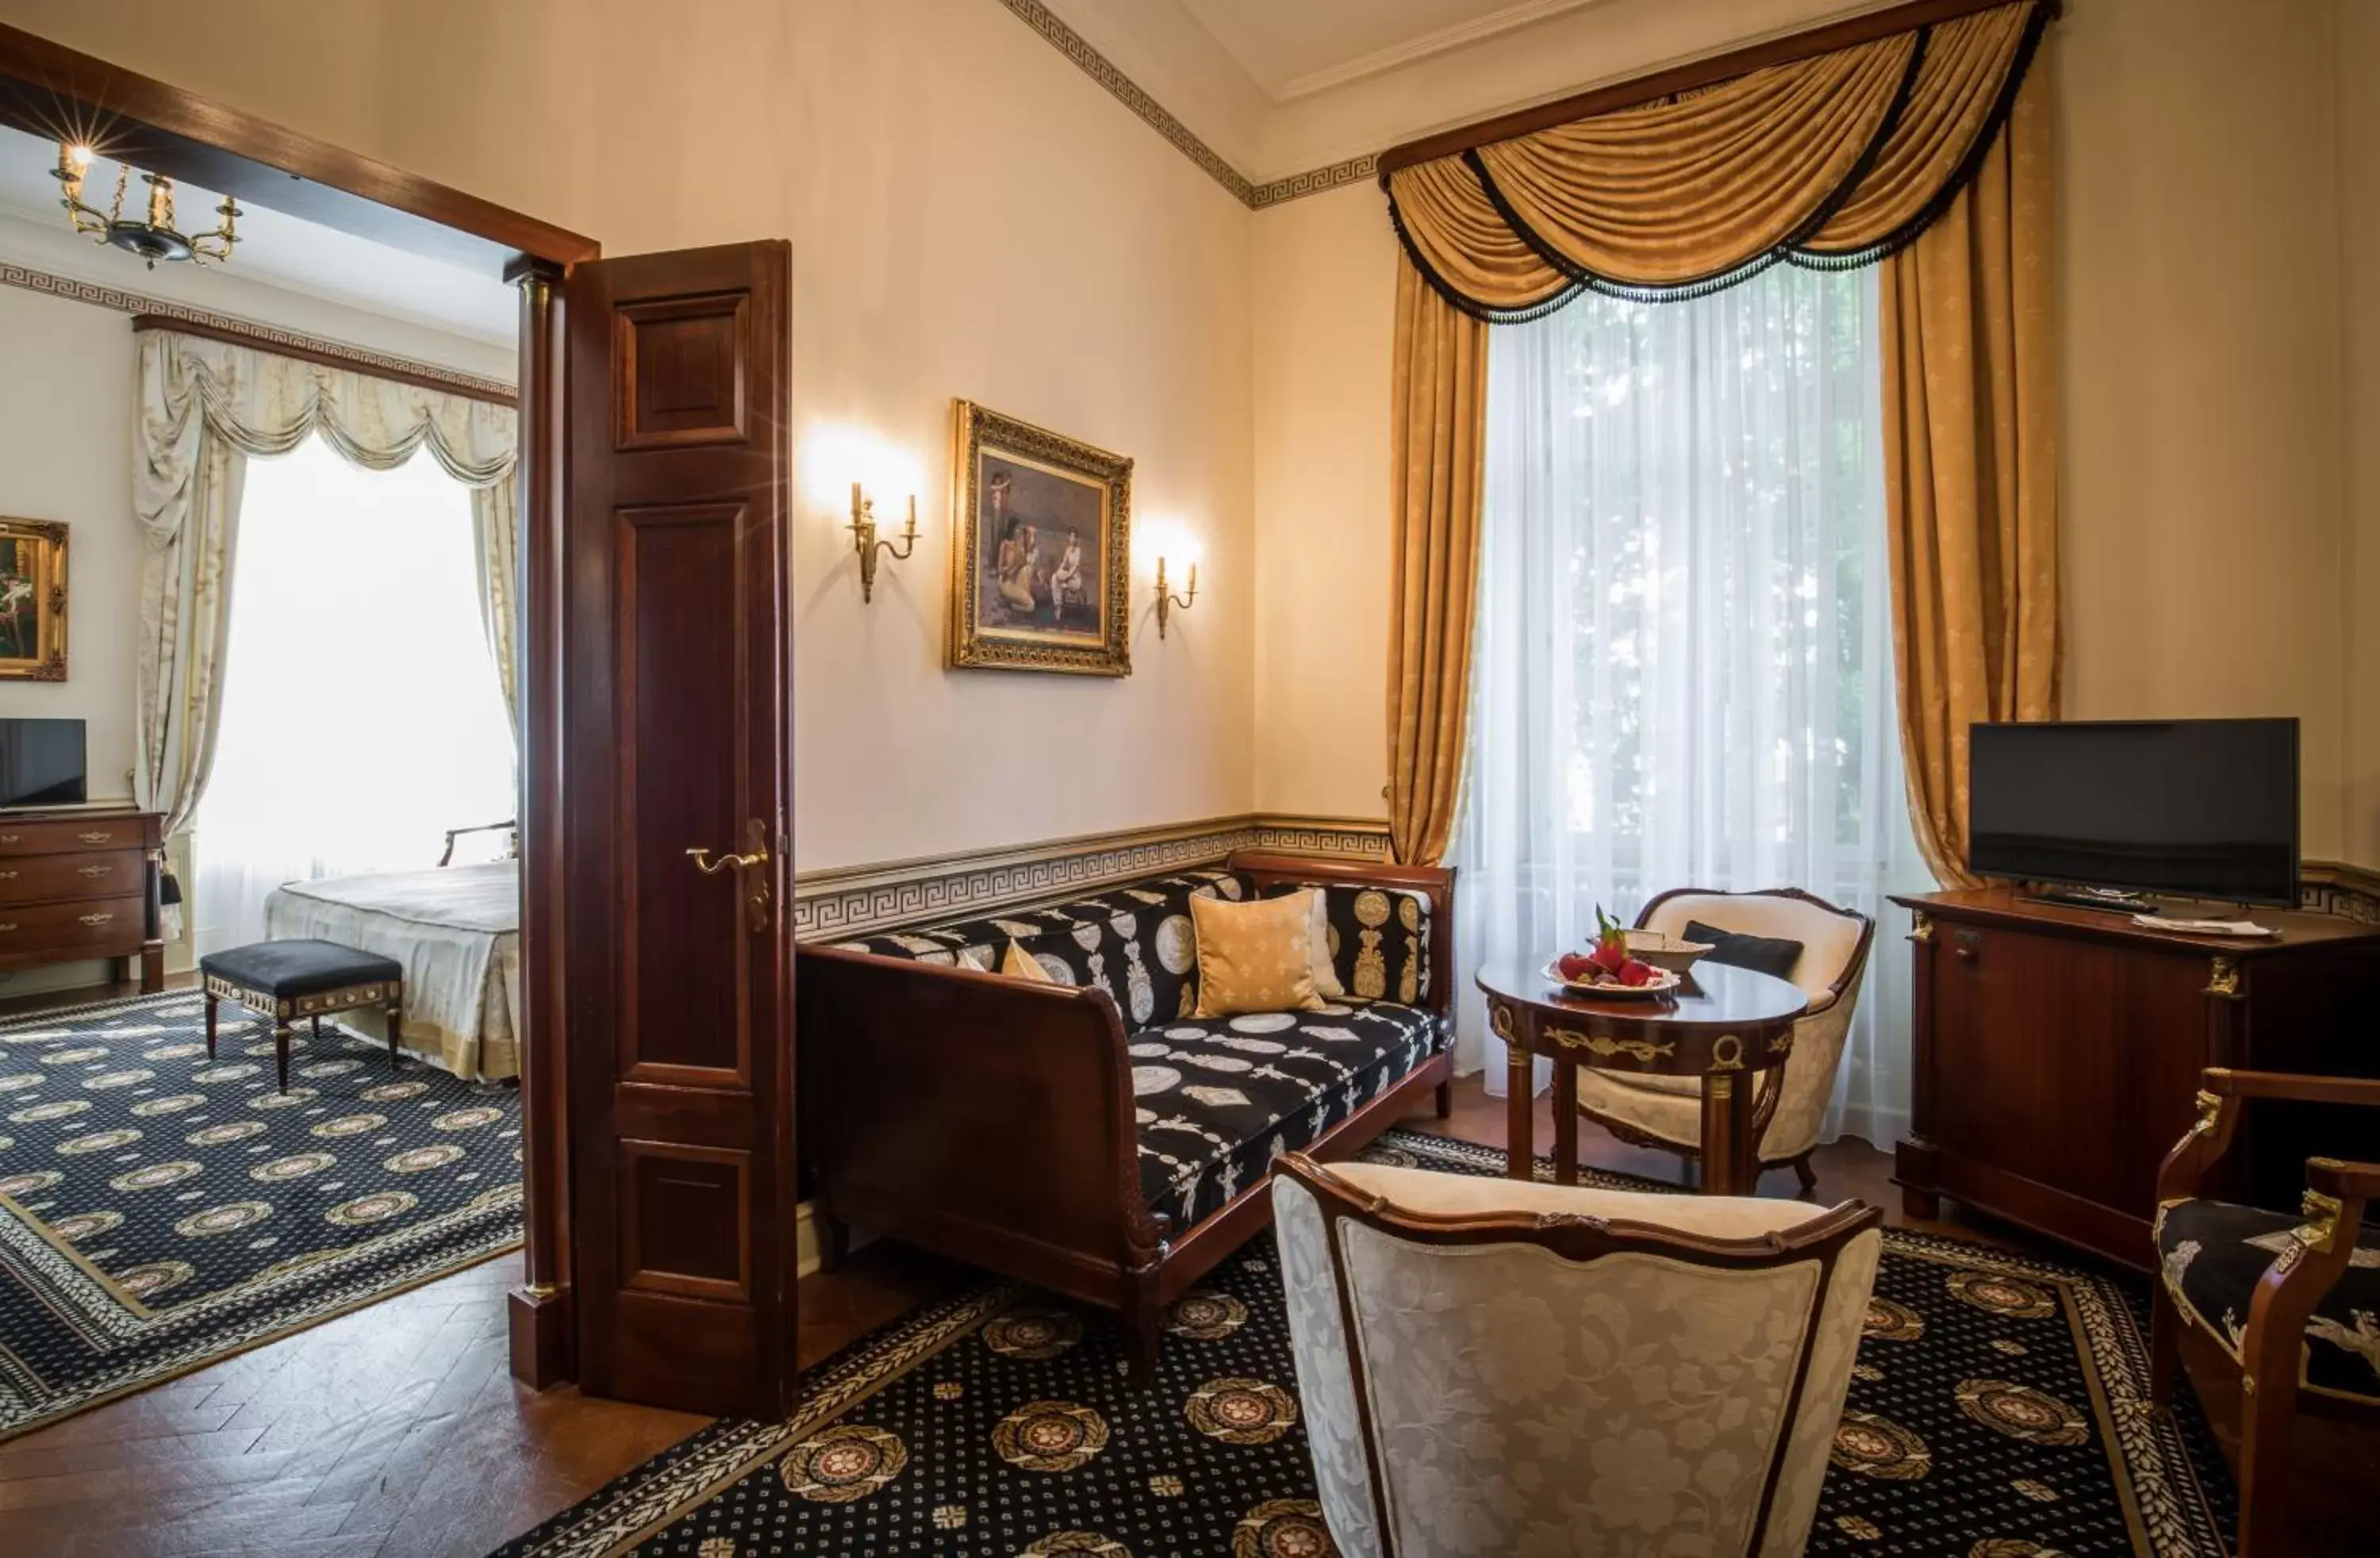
xmin=493 ymin=1130 xmax=2236 ymax=1558
xmin=0 ymin=988 xmax=522 ymax=1440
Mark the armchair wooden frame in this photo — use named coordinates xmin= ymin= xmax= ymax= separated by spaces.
xmin=796 ymin=849 xmax=1456 ymax=1383
xmin=1276 ymin=1153 xmax=1882 ymax=1556
xmin=1580 ymin=886 xmax=1875 ymax=1193
xmin=2151 ymin=1065 xmax=2380 ymax=1557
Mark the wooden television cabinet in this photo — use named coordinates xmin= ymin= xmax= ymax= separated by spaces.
xmin=1894 ymin=887 xmax=2380 ymax=1269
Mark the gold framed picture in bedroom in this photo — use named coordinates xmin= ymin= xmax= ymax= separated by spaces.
xmin=947 ymin=399 xmax=1131 ymax=676
xmin=0 ymin=520 xmax=67 ymax=681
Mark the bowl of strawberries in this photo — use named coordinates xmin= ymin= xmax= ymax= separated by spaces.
xmin=1547 ymin=908 xmax=1685 ymax=1000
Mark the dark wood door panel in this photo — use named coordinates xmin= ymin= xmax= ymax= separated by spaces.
xmin=564 ymin=240 xmax=793 ymax=1420
xmin=616 ymin=502 xmax=747 ymax=1084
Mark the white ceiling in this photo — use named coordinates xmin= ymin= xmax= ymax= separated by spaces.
xmin=0 ymin=123 xmax=516 ymax=346
xmin=1180 ymin=0 xmax=1606 ymax=101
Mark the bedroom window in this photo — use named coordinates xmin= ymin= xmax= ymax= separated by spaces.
xmin=1453 ymin=263 xmax=1930 ymax=1145
xmin=189 ymin=436 xmax=516 ymax=953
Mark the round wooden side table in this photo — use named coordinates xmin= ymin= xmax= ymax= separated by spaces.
xmin=1476 ymin=957 xmax=1809 ymax=1195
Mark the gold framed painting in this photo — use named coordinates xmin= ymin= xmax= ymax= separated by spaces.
xmin=947 ymin=400 xmax=1131 ymax=676
xmin=0 ymin=520 xmax=67 ymax=681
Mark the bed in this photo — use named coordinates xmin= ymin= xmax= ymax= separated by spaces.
xmin=261 ymin=858 xmax=520 ymax=1080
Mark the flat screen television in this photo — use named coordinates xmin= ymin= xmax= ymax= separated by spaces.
xmin=1967 ymin=718 xmax=2299 ymax=907
xmin=0 ymin=718 xmax=87 ymax=809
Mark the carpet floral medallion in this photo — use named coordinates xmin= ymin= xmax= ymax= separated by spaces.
xmin=0 ymin=989 xmax=522 ymax=1440
xmin=493 ymin=1130 xmax=2235 ymax=1558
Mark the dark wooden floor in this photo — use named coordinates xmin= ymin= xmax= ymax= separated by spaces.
xmin=0 ymin=997 xmax=2039 ymax=1556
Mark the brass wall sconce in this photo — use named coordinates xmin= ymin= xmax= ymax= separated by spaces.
xmin=1154 ymin=556 xmax=1198 ymax=639
xmin=847 ymin=482 xmax=917 ymax=604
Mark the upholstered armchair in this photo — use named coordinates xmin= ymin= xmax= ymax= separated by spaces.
xmin=1272 ymin=1153 xmax=1882 ymax=1558
xmin=1576 ymin=888 xmax=1873 ymax=1193
xmin=2151 ymin=1067 xmax=2380 ymax=1557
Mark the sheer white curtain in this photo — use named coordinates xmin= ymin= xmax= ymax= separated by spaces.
xmin=190 ymin=436 xmax=516 ymax=954
xmin=1452 ymin=263 xmax=1933 ymax=1148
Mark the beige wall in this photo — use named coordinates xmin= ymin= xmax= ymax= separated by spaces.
xmin=2338 ymin=1 xmax=2380 ymax=869
xmin=0 ymin=0 xmax=1260 ymax=875
xmin=2057 ymin=0 xmax=2349 ymax=860
xmin=1247 ymin=0 xmax=2378 ymax=868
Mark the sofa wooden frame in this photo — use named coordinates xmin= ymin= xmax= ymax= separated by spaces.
xmin=796 ymin=848 xmax=1456 ymax=1382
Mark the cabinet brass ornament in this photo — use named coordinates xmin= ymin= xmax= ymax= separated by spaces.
xmin=78 ymin=911 xmax=112 ymax=926
xmin=1154 ymin=556 xmax=1198 ymax=639
xmin=2205 ymin=957 xmax=2243 ymax=998
xmin=1909 ymin=911 xmax=1933 ymax=944
xmin=76 ymin=831 xmax=111 ymax=845
xmin=846 ymin=482 xmax=917 ymax=604
xmin=1709 ymin=1034 xmax=1745 ymax=1072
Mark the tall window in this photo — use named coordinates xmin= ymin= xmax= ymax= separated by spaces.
xmin=190 ymin=436 xmax=516 ymax=952
xmin=1453 ymin=264 xmax=1930 ymax=1145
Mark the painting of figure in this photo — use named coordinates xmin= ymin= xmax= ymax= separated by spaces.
xmin=0 ymin=522 xmax=67 ymax=681
xmin=948 ymin=402 xmax=1131 ymax=676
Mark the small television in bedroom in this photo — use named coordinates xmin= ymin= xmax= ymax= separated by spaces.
xmin=1967 ymin=718 xmax=2299 ymax=908
xmin=0 ymin=718 xmax=88 ymax=809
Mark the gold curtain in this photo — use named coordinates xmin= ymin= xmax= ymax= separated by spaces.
xmin=1379 ymin=0 xmax=2052 ymax=868
xmin=1880 ymin=66 xmax=2059 ymax=887
xmin=1387 ymin=263 xmax=1488 ymax=867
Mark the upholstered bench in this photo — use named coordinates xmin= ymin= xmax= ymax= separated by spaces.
xmin=798 ymin=850 xmax=1455 ymax=1380
xmin=200 ymin=938 xmax=405 ymax=1092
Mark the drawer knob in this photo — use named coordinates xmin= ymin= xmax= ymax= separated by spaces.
xmin=0 ymin=870 xmax=15 ymax=881
xmin=79 ymin=911 xmax=113 ymax=926
xmin=77 ymin=831 xmax=113 ymax=845
xmin=0 ymin=834 xmax=17 ymax=844
xmin=78 ymin=864 xmax=113 ymax=877
xmin=0 ymin=923 xmax=15 ymax=932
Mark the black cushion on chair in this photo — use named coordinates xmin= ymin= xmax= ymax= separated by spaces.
xmin=1684 ymin=919 xmax=1805 ymax=981
xmin=200 ymin=938 xmax=401 ymax=998
xmin=2157 ymin=1196 xmax=2380 ymax=1404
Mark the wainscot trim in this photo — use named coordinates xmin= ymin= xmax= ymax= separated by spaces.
xmin=2302 ymin=859 xmax=2380 ymax=925
xmin=790 ymin=812 xmax=1392 ymax=940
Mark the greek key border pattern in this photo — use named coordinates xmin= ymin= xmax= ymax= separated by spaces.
xmin=1250 ymin=153 xmax=1381 ymax=208
xmin=2301 ymin=861 xmax=2380 ymax=925
xmin=992 ymin=0 xmax=1255 ymax=206
xmin=0 ymin=261 xmax=517 ymax=401
xmin=791 ymin=814 xmax=1392 ymax=940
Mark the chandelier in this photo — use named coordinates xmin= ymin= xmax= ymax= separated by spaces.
xmin=51 ymin=143 xmax=239 ymax=267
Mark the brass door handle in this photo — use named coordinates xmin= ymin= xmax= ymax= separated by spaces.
xmin=688 ymin=819 xmax=774 ymax=932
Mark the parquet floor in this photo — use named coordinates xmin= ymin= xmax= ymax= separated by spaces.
xmin=0 ymin=982 xmax=2040 ymax=1556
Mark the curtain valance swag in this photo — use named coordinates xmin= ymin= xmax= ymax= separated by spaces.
xmin=1387 ymin=0 xmax=2050 ymax=319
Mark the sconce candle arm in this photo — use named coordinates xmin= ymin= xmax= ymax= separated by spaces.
xmin=848 ymin=482 xmax=919 ymax=604
xmin=1155 ymin=556 xmax=1199 ymax=639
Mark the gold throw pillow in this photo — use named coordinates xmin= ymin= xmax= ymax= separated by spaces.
xmin=1192 ymin=890 xmax=1325 ymax=1018
xmin=1003 ymin=940 xmax=1054 ymax=983
xmin=1303 ymin=889 xmax=1345 ymax=999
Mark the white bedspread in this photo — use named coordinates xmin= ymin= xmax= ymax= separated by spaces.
xmin=263 ymin=861 xmax=520 ymax=1080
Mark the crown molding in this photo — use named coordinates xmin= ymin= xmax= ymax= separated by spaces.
xmin=1272 ymin=0 xmax=1607 ymax=102
xmin=0 ymin=257 xmax=516 ymax=401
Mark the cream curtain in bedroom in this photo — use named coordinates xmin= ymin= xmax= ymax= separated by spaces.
xmin=132 ymin=328 xmax=520 ymax=854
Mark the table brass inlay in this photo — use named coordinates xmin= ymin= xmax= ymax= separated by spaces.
xmin=1547 ymin=1026 xmax=1674 ymax=1064
xmin=1709 ymin=1034 xmax=1744 ymax=1071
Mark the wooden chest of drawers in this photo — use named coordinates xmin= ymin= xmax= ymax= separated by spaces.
xmin=0 ymin=808 xmax=165 ymax=992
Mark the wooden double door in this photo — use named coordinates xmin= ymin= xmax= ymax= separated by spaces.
xmin=551 ymin=241 xmax=797 ymax=1417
